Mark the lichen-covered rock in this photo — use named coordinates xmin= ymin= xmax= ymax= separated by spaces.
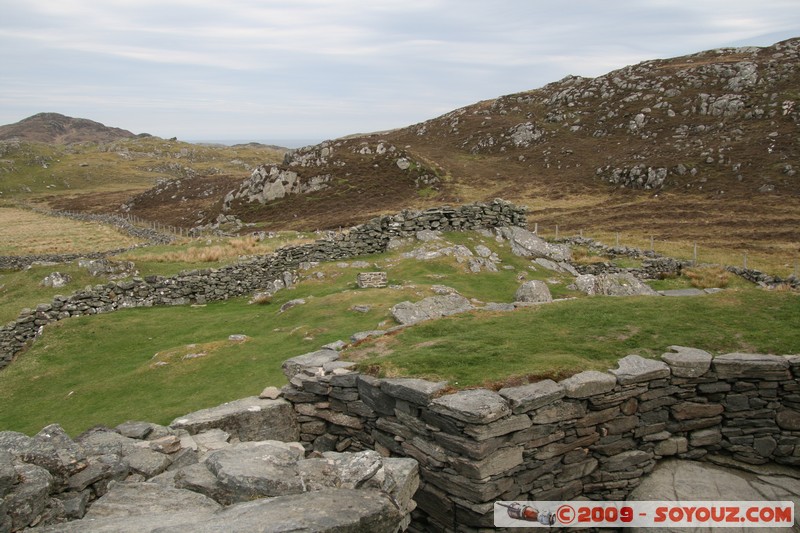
xmin=514 ymin=280 xmax=552 ymax=303
xmin=390 ymin=294 xmax=473 ymax=325
xmin=575 ymin=273 xmax=658 ymax=296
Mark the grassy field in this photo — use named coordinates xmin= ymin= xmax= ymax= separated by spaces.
xmin=0 ymin=137 xmax=284 ymax=197
xmin=0 ymin=207 xmax=143 ymax=255
xmin=347 ymin=289 xmax=800 ymax=388
xmin=0 ymin=229 xmax=796 ymax=437
xmin=113 ymin=232 xmax=315 ymax=277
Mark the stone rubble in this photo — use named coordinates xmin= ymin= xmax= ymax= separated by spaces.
xmin=1 ymin=398 xmax=418 ymax=532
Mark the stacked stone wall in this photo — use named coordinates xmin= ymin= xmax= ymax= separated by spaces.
xmin=0 ymin=200 xmax=526 ymax=369
xmin=281 ymin=348 xmax=800 ymax=532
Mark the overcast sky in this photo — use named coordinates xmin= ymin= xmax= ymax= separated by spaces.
xmin=2 ymin=1 xmax=799 ymax=146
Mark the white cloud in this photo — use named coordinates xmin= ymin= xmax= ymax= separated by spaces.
xmin=1 ymin=0 xmax=799 ymax=139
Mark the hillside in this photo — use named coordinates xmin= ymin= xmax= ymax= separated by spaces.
xmin=144 ymin=37 xmax=798 ymax=257
xmin=13 ymin=38 xmax=800 ymax=263
xmin=0 ymin=112 xmax=137 ymax=144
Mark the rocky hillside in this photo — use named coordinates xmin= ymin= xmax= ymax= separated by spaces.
xmin=45 ymin=38 xmax=800 ymax=252
xmin=165 ymin=38 xmax=792 ymax=244
xmin=0 ymin=113 xmax=137 ymax=144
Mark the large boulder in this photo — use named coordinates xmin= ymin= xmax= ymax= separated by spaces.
xmin=496 ymin=226 xmax=571 ymax=262
xmin=574 ymin=273 xmax=658 ymax=296
xmin=514 ymin=280 xmax=553 ymax=303
xmin=170 ymin=397 xmax=299 ymax=442
xmin=391 ymin=294 xmax=474 ymax=325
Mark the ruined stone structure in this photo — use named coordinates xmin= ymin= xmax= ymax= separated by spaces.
xmin=281 ymin=347 xmax=800 ymax=531
xmin=0 ymin=200 xmax=526 ymax=370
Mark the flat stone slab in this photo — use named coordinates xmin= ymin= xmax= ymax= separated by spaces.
xmin=175 ymin=488 xmax=405 ymax=533
xmin=43 ymin=488 xmax=405 ymax=533
xmin=560 ymin=371 xmax=617 ymax=398
xmin=85 ymin=481 xmax=221 ymax=519
xmin=610 ymin=354 xmax=671 ymax=385
xmin=661 ymin=346 xmax=712 ymax=377
xmin=498 ymin=380 xmax=565 ymax=414
xmin=205 ymin=441 xmax=306 ymax=502
xmin=381 ymin=378 xmax=448 ymax=405
xmin=628 ymin=459 xmax=800 ymax=532
xmin=429 ymin=389 xmax=511 ymax=424
xmin=712 ymin=353 xmax=792 ymax=380
xmin=391 ymin=294 xmax=474 ymax=325
xmin=281 ymin=349 xmax=339 ymax=380
xmin=658 ymin=288 xmax=705 ymax=297
xmin=170 ymin=397 xmax=299 ymax=442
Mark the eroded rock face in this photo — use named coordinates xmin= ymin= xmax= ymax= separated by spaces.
xmin=627 ymin=459 xmax=800 ymax=532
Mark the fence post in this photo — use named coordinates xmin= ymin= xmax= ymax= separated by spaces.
xmin=650 ymin=235 xmax=654 ymax=252
xmin=615 ymin=232 xmax=620 ymax=247
xmin=555 ymin=225 xmax=559 ymax=239
xmin=743 ymin=252 xmax=748 ymax=270
xmin=693 ymin=242 xmax=698 ymax=266
xmin=534 ymin=222 xmax=538 ymax=234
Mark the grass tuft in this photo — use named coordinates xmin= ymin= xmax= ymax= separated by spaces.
xmin=684 ymin=266 xmax=731 ymax=289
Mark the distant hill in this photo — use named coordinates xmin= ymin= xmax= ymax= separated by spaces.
xmin=0 ymin=112 xmax=137 ymax=144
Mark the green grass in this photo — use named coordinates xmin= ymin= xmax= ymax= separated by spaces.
xmin=0 ymin=287 xmax=394 ymax=436
xmin=1 ymin=229 xmax=796 ymax=437
xmin=0 ymin=265 xmax=110 ymax=324
xmin=0 ymin=137 xmax=285 ymax=197
xmin=348 ymin=289 xmax=800 ymax=388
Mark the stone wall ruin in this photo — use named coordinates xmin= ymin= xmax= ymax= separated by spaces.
xmin=0 ymin=200 xmax=526 ymax=370
xmin=281 ymin=347 xmax=800 ymax=532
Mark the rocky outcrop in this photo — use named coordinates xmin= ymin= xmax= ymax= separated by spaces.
xmin=391 ymin=294 xmax=474 ymax=326
xmin=496 ymin=226 xmax=571 ymax=262
xmin=223 ymin=166 xmax=332 ymax=209
xmin=574 ymin=272 xmax=659 ymax=296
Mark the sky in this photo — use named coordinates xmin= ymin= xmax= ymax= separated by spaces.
xmin=1 ymin=1 xmax=799 ymax=147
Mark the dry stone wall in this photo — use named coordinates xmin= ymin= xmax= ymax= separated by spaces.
xmin=281 ymin=347 xmax=800 ymax=532
xmin=0 ymin=200 xmax=526 ymax=370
